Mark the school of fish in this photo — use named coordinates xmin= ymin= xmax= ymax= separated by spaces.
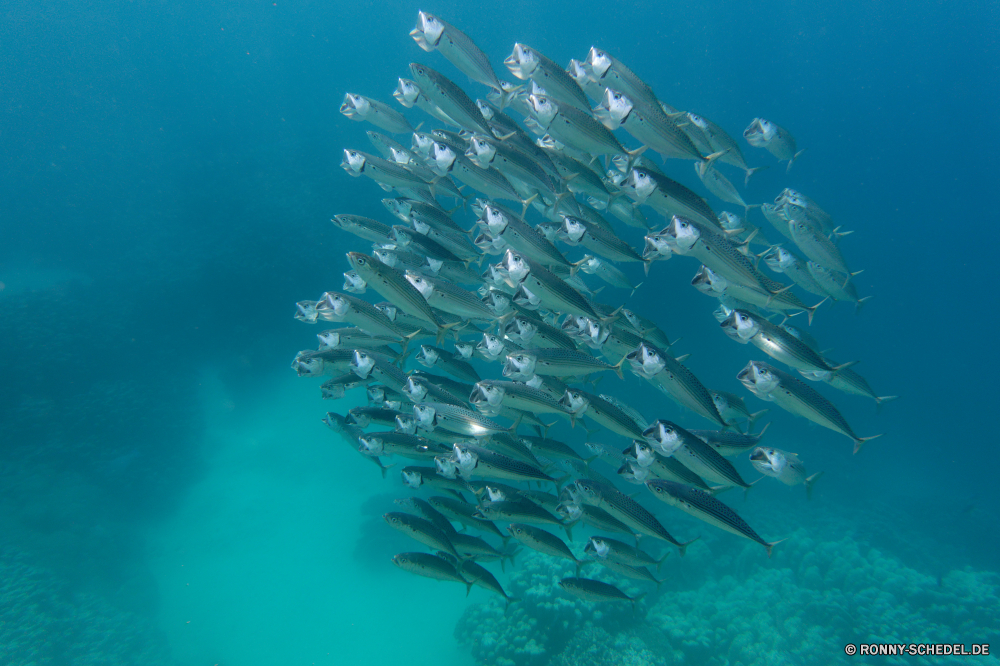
xmin=292 ymin=10 xmax=896 ymax=612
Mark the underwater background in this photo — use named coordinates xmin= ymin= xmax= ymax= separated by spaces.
xmin=2 ymin=0 xmax=999 ymax=664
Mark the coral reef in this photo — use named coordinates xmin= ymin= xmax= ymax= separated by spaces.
xmin=454 ymin=552 xmax=647 ymax=666
xmin=456 ymin=530 xmax=1000 ymax=666
xmin=0 ymin=547 xmax=176 ymax=666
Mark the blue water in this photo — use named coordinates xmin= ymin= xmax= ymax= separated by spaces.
xmin=2 ymin=0 xmax=998 ymax=664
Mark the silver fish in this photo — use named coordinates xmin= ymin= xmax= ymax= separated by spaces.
xmin=391 ymin=551 xmax=470 ymax=591
xmin=507 ymin=523 xmax=585 ymax=575
xmin=743 ymin=117 xmax=804 ymax=172
xmin=505 ymin=43 xmax=591 ymax=112
xmin=409 ymin=62 xmax=493 ymax=135
xmin=646 ymin=480 xmax=782 ymax=556
xmin=720 ymin=309 xmax=854 ymax=375
xmin=750 ymin=446 xmax=823 ymax=499
xmin=626 ymin=342 xmax=727 ymax=427
xmin=574 ymin=478 xmax=692 ymax=553
xmin=642 ymin=420 xmax=752 ymax=490
xmin=340 ymin=93 xmax=413 ymax=134
xmin=410 ymin=12 xmax=502 ymax=91
xmin=737 ymin=361 xmax=881 ymax=454
xmin=413 ymin=402 xmax=510 ymax=437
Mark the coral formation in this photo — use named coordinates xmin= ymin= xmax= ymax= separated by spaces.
xmin=0 ymin=547 xmax=176 ymax=666
xmin=455 ymin=530 xmax=1000 ymax=666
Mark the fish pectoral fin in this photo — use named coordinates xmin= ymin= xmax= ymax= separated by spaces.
xmin=829 ymin=360 xmax=859 ymax=375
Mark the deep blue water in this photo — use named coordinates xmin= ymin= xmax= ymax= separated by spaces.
xmin=2 ymin=1 xmax=999 ymax=664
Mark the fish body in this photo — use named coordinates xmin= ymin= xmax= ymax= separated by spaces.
xmin=763 ymin=246 xmax=831 ymax=297
xmin=559 ymin=388 xmax=645 ymax=439
xmin=559 ymin=216 xmax=645 ymax=263
xmin=410 ymin=63 xmax=493 ymax=135
xmin=573 ymin=478 xmax=689 ymax=552
xmin=558 ymin=577 xmax=644 ymax=610
xmin=720 ymin=309 xmax=847 ymax=374
xmin=330 ymin=214 xmax=394 ymax=244
xmin=504 ymin=347 xmax=623 ymax=381
xmin=471 ymin=380 xmax=574 ymax=421
xmin=685 ymin=112 xmax=758 ymax=181
xmin=340 ymin=93 xmax=413 ymax=134
xmin=528 ymin=94 xmax=630 ymax=157
xmin=410 ymin=12 xmax=501 ymax=91
xmin=507 ymin=524 xmax=583 ymax=573
xmin=427 ymin=496 xmax=507 ymax=540
xmin=621 ymin=169 xmax=717 ymax=229
xmin=691 ymin=265 xmax=820 ymax=323
xmin=694 ymin=161 xmax=751 ymax=213
xmin=413 ymin=402 xmax=510 ymax=437
xmin=750 ymin=446 xmax=822 ymax=498
xmin=689 ymin=429 xmax=767 ymax=458
xmin=384 ymin=512 xmax=460 ymax=559
xmin=478 ymin=203 xmax=573 ymax=268
xmin=391 ymin=552 xmax=469 ymax=590
xmin=789 ymin=218 xmax=851 ymax=274
xmin=642 ymin=420 xmax=751 ymax=489
xmin=743 ymin=118 xmax=802 ymax=171
xmin=626 ymin=342 xmax=726 ymax=427
xmin=646 ymin=480 xmax=780 ymax=556
xmin=737 ymin=361 xmax=880 ymax=453
xmin=586 ymin=536 xmax=666 ymax=571
xmin=505 ymin=43 xmax=591 ymax=112
xmin=358 ymin=431 xmax=449 ymax=460
xmin=341 ymin=150 xmax=431 ymax=192
xmin=594 ymin=88 xmax=704 ymax=162
xmin=452 ymin=443 xmax=554 ymax=484
xmin=405 ymin=272 xmax=498 ymax=322
xmin=347 ymin=252 xmax=441 ymax=329
xmin=415 ymin=345 xmax=481 ymax=383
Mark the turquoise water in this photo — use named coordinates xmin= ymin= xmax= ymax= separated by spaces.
xmin=2 ymin=1 xmax=999 ymax=664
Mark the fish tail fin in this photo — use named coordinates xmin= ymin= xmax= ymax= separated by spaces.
xmin=629 ymin=281 xmax=643 ymax=298
xmin=786 ymin=149 xmax=806 ymax=172
xmin=541 ymin=420 xmax=556 ymax=437
xmin=677 ymin=536 xmax=699 ymax=558
xmin=744 ymin=165 xmax=768 ymax=186
xmin=434 ymin=321 xmax=462 ymax=346
xmin=494 ymin=83 xmax=523 ymax=112
xmin=853 ymin=433 xmax=883 ymax=454
xmin=574 ymin=560 xmax=582 ymax=577
xmin=503 ymin=596 xmax=520 ymax=613
xmin=804 ymin=297 xmax=828 ymax=325
xmin=563 ymin=523 xmax=574 ymax=542
xmin=874 ymin=395 xmax=898 ymax=415
xmin=743 ymin=202 xmax=760 ymax=217
xmin=377 ymin=460 xmax=390 ymax=479
xmin=399 ymin=330 xmax=422 ymax=363
xmin=643 ymin=259 xmax=652 ymax=276
xmin=612 ymin=357 xmax=625 ymax=380
xmin=582 ymin=454 xmax=599 ymax=468
xmin=519 ymin=192 xmax=539 ymax=218
xmin=855 ymin=295 xmax=873 ymax=314
xmin=804 ymin=471 xmax=824 ymax=501
xmin=765 ymin=537 xmax=789 ymax=558
xmin=656 ymin=551 xmax=671 ymax=572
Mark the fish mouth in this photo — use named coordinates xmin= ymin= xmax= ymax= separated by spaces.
xmin=749 ymin=448 xmax=767 ymax=462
